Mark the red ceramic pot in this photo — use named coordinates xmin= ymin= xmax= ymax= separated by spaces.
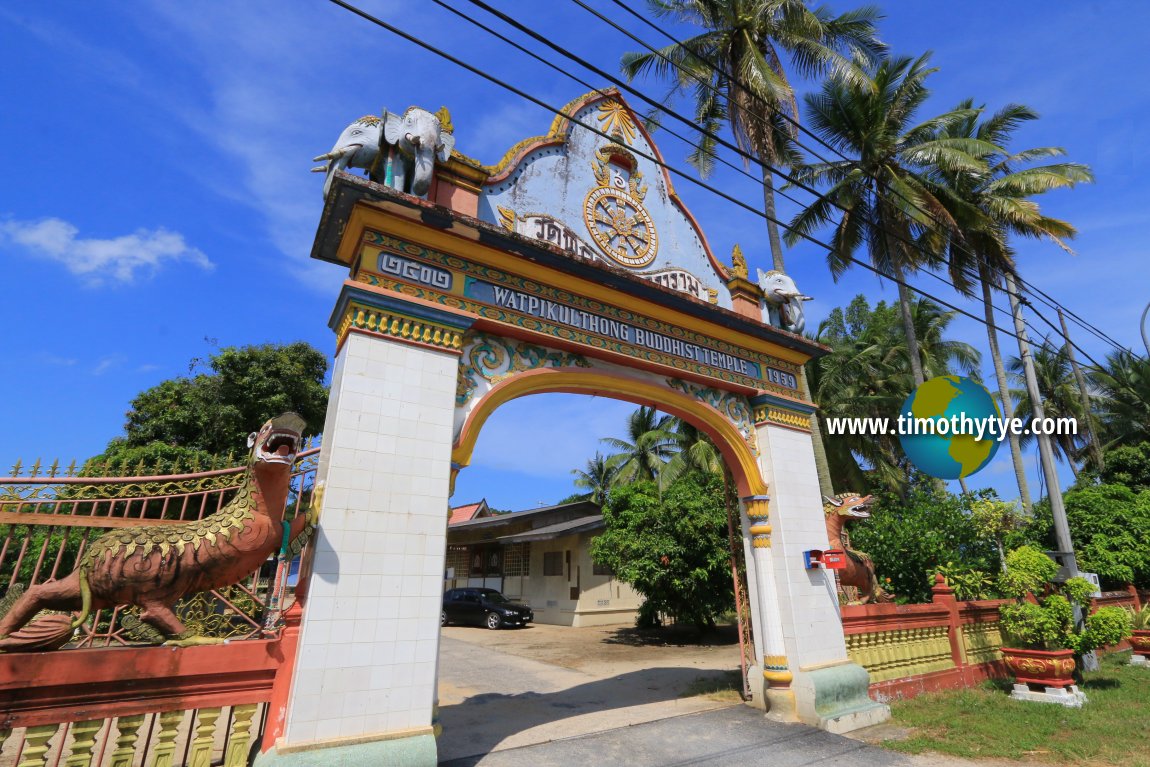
xmin=1001 ymin=647 xmax=1077 ymax=688
xmin=1131 ymin=629 xmax=1150 ymax=657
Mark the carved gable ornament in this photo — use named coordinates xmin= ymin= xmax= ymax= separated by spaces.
xmin=479 ymin=90 xmax=728 ymax=308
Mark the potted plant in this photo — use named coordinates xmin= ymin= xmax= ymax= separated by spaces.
xmin=1129 ymin=604 xmax=1150 ymax=661
xmin=997 ymin=546 xmax=1131 ymax=689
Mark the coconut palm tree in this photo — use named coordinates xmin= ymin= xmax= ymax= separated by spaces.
xmin=659 ymin=418 xmax=723 ymax=490
xmin=1008 ymin=340 xmax=1087 ymax=474
xmin=786 ymin=53 xmax=988 ymax=387
xmin=621 ymin=0 xmax=885 ymax=271
xmin=571 ymin=452 xmax=620 ymax=504
xmin=1090 ymin=351 xmax=1150 ymax=449
xmin=601 ymin=406 xmax=677 ymax=484
xmin=928 ymin=100 xmax=1093 ymax=506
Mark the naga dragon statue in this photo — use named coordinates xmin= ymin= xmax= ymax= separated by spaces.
xmin=0 ymin=412 xmax=315 ymax=651
xmin=823 ymin=492 xmax=893 ymax=605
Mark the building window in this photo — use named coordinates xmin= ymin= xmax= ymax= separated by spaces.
xmin=592 ymin=559 xmax=613 ymax=577
xmin=469 ymin=545 xmax=503 ymax=577
xmin=504 ymin=542 xmax=531 ymax=577
xmin=543 ymin=551 xmax=564 ymax=576
xmin=445 ymin=546 xmax=469 ymax=579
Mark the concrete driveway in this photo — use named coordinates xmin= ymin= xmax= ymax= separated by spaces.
xmin=436 ymin=623 xmax=739 ymax=762
xmin=436 ymin=623 xmax=997 ymax=767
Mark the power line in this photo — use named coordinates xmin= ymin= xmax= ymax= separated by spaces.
xmin=452 ymin=0 xmax=1116 ymax=368
xmin=592 ymin=0 xmax=1132 ymax=358
xmin=325 ymin=0 xmax=1044 ymax=352
xmin=452 ymin=0 xmax=1033 ymax=337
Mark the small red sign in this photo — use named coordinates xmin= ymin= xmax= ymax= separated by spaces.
xmin=821 ymin=549 xmax=848 ymax=570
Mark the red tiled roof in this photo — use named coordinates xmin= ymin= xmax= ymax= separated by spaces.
xmin=448 ymin=501 xmax=485 ymax=525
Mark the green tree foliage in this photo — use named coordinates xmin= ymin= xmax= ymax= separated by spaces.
xmin=1008 ymin=339 xmax=1087 ymax=472
xmin=600 ymin=406 xmax=677 ymax=485
xmin=570 ymin=452 xmax=619 ymax=505
xmin=845 ymin=480 xmax=999 ymax=603
xmin=1089 ymin=351 xmax=1150 ymax=449
xmin=1096 ymin=441 xmax=1150 ymax=492
xmin=104 ymin=342 xmax=328 ymax=460
xmin=590 ymin=472 xmax=732 ymax=629
xmin=1023 ymin=484 xmax=1150 ymax=589
xmin=808 ymin=294 xmax=979 ymax=492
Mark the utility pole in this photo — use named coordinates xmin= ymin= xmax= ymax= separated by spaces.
xmin=1004 ymin=274 xmax=1078 ymax=574
xmin=1058 ymin=308 xmax=1103 ymax=473
xmin=1007 ymin=275 xmax=1094 ymax=671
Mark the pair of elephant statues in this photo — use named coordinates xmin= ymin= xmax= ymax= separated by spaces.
xmin=313 ymin=106 xmax=455 ymax=200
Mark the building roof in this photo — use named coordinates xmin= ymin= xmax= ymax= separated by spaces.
xmin=448 ymin=499 xmax=600 ymax=531
xmin=448 ymin=499 xmax=489 ymax=525
xmin=496 ymin=515 xmax=604 ymax=544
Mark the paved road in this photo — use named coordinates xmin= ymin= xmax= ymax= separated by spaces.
xmin=440 ymin=705 xmax=918 ymax=767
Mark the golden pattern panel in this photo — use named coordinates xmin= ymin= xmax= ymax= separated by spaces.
xmin=845 ymin=626 xmax=955 ymax=683
xmin=753 ymin=404 xmax=812 ymax=432
xmin=584 ymin=185 xmax=657 ymax=268
xmin=335 ymin=301 xmax=465 ymax=352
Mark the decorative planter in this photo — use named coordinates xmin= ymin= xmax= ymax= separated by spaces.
xmin=1001 ymin=647 xmax=1077 ymax=688
xmin=1131 ymin=629 xmax=1150 ymax=658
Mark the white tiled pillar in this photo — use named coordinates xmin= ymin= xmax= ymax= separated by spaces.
xmin=274 ymin=326 xmax=458 ymax=760
xmin=751 ymin=392 xmax=889 ymax=733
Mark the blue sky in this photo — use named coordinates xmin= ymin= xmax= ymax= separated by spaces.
xmin=2 ymin=2 xmax=1146 ymax=511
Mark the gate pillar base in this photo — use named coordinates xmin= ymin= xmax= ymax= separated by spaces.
xmin=793 ymin=662 xmax=889 ymax=734
xmin=763 ymin=687 xmax=798 ymax=722
xmin=255 ymin=730 xmax=436 ymax=767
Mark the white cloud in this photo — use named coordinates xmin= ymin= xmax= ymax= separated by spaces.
xmin=0 ymin=217 xmax=212 ymax=285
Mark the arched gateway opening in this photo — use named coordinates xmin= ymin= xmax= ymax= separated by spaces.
xmin=258 ymin=90 xmax=887 ymax=767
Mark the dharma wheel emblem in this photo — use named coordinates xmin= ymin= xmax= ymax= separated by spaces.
xmin=584 ymin=148 xmax=657 ymax=270
xmin=584 ymin=186 xmax=658 ymax=268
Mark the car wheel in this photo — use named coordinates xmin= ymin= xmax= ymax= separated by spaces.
xmin=441 ymin=611 xmax=448 ymax=627
xmin=485 ymin=612 xmax=502 ymax=630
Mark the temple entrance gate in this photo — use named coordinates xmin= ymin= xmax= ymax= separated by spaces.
xmin=258 ymin=90 xmax=887 ymax=766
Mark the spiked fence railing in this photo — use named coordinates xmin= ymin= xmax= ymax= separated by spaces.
xmin=0 ymin=443 xmax=320 ymax=646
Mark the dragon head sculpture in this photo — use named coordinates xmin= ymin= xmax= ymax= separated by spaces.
xmin=247 ymin=412 xmax=306 ymax=473
xmin=823 ymin=492 xmax=874 ymax=520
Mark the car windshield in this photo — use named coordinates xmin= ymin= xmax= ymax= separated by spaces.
xmin=481 ymin=591 xmax=510 ymax=603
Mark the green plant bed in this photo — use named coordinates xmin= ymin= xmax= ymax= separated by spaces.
xmin=882 ymin=652 xmax=1150 ymax=766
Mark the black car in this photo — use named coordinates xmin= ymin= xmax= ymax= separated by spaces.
xmin=442 ymin=588 xmax=533 ymax=629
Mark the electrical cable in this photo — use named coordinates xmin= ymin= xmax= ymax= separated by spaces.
xmin=324 ymin=0 xmax=1108 ymax=360
xmin=592 ymin=0 xmax=1133 ymax=357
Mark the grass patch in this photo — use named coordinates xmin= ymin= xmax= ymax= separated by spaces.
xmin=882 ymin=652 xmax=1150 ymax=766
xmin=680 ymin=670 xmax=744 ymax=702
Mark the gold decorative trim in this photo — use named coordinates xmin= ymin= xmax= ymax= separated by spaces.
xmin=335 ymin=301 xmax=465 ymax=353
xmin=754 ymin=404 xmax=812 ymax=432
xmin=763 ymin=669 xmax=793 ymax=686
xmin=744 ymin=497 xmax=770 ymax=520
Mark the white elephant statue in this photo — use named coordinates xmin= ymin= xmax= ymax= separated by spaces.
xmin=312 ymin=115 xmax=383 ymax=199
xmin=758 ymin=269 xmax=812 ymax=334
xmin=313 ymin=106 xmax=455 ymax=200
